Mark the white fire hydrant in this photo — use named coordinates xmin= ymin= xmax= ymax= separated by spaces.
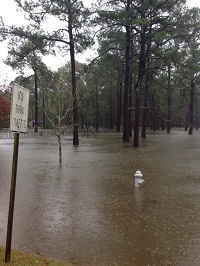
xmin=134 ymin=170 xmax=145 ymax=187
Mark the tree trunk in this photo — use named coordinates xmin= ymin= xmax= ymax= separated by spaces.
xmin=116 ymin=80 xmax=122 ymax=132
xmin=167 ymin=65 xmax=171 ymax=133
xmin=58 ymin=134 xmax=62 ymax=164
xmin=184 ymin=104 xmax=190 ymax=131
xmin=161 ymin=118 xmax=165 ymax=130
xmin=54 ymin=125 xmax=62 ymax=164
xmin=42 ymin=97 xmax=45 ymax=128
xmin=133 ymin=89 xmax=140 ymax=146
xmin=95 ymin=85 xmax=99 ymax=131
xmin=128 ymin=40 xmax=133 ymax=137
xmin=141 ymin=26 xmax=151 ymax=139
xmin=68 ymin=0 xmax=79 ymax=145
xmin=133 ymin=29 xmax=146 ymax=147
xmin=189 ymin=79 xmax=195 ymax=135
xmin=109 ymin=90 xmax=114 ymax=129
xmin=195 ymin=92 xmax=198 ymax=130
xmin=128 ymin=83 xmax=133 ymax=137
xmin=116 ymin=44 xmax=122 ymax=133
xmin=167 ymin=94 xmax=171 ymax=133
xmin=122 ymin=0 xmax=131 ymax=142
xmin=141 ymin=65 xmax=149 ymax=138
xmin=152 ymin=94 xmax=156 ymax=131
xmin=34 ymin=70 xmax=38 ymax=133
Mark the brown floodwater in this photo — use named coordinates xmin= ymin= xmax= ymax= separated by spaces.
xmin=0 ymin=129 xmax=200 ymax=266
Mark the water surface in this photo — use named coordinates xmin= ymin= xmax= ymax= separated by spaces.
xmin=0 ymin=130 xmax=200 ymax=265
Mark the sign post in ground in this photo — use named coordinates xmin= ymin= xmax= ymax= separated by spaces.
xmin=5 ymin=84 xmax=29 ymax=263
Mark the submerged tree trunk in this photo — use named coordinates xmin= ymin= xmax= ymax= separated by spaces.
xmin=68 ymin=0 xmax=79 ymax=146
xmin=189 ymin=79 xmax=195 ymax=135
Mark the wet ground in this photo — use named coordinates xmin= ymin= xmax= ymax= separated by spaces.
xmin=1 ymin=129 xmax=200 ymax=266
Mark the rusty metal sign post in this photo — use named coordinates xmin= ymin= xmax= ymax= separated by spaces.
xmin=5 ymin=84 xmax=29 ymax=263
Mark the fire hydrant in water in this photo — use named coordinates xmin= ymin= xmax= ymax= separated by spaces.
xmin=134 ymin=170 xmax=145 ymax=187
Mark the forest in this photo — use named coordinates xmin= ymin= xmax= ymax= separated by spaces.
xmin=0 ymin=0 xmax=200 ymax=147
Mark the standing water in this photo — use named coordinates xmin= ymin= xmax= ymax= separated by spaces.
xmin=0 ymin=129 xmax=200 ymax=266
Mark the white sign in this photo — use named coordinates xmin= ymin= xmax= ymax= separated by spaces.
xmin=10 ymin=84 xmax=29 ymax=133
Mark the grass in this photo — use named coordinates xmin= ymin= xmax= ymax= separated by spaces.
xmin=0 ymin=246 xmax=76 ymax=266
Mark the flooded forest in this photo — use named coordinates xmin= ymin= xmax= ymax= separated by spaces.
xmin=1 ymin=0 xmax=200 ymax=265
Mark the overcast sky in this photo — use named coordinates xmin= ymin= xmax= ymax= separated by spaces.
xmin=0 ymin=0 xmax=199 ymax=84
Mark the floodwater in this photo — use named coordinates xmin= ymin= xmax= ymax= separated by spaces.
xmin=0 ymin=129 xmax=200 ymax=266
